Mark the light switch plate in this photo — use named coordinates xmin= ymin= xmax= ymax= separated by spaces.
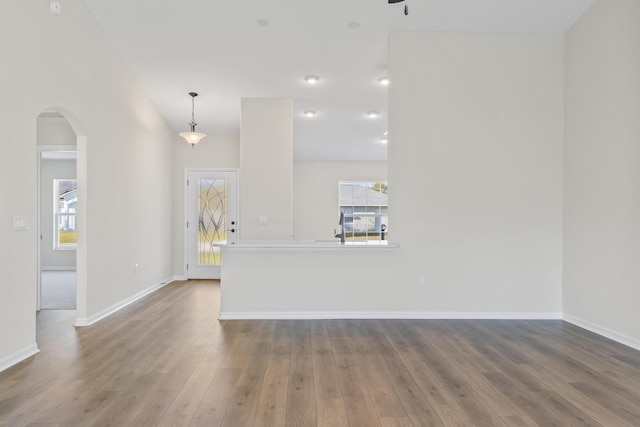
xmin=13 ymin=216 xmax=29 ymax=231
xmin=259 ymin=215 xmax=268 ymax=225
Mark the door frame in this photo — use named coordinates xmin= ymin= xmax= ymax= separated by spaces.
xmin=37 ymin=144 xmax=78 ymax=311
xmin=183 ymin=168 xmax=240 ymax=279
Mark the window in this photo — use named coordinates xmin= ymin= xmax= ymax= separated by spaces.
xmin=339 ymin=181 xmax=388 ymax=242
xmin=54 ymin=179 xmax=77 ymax=249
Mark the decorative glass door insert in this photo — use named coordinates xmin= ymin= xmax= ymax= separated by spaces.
xmin=187 ymin=170 xmax=237 ymax=279
xmin=198 ymin=178 xmax=226 ymax=265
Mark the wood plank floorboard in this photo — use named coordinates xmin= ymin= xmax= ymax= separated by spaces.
xmin=2 ymin=280 xmax=640 ymax=426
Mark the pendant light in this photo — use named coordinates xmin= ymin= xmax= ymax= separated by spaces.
xmin=179 ymin=92 xmax=207 ymax=147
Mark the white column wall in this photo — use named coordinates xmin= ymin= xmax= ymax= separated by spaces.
xmin=240 ymin=98 xmax=293 ymax=240
xmin=563 ymin=0 xmax=640 ymax=347
xmin=387 ymin=32 xmax=564 ymax=314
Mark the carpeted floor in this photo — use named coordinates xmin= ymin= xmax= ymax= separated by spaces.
xmin=41 ymin=271 xmax=76 ymax=310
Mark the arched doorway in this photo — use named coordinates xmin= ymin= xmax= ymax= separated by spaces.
xmin=36 ymin=108 xmax=87 ymax=325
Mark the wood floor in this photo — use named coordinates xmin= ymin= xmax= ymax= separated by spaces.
xmin=2 ymin=281 xmax=640 ymax=426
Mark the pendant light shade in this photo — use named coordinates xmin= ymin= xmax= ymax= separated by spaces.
xmin=179 ymin=92 xmax=207 ymax=147
xmin=179 ymin=130 xmax=207 ymax=146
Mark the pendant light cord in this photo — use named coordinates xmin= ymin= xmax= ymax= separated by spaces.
xmin=191 ymin=95 xmax=195 ymax=124
xmin=188 ymin=92 xmax=198 ymax=131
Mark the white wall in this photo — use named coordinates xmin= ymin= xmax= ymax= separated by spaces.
xmin=0 ymin=0 xmax=174 ymax=369
xmin=564 ymin=0 xmax=640 ymax=346
xmin=172 ymin=134 xmax=240 ymax=277
xmin=240 ymin=98 xmax=293 ymax=240
xmin=293 ymin=161 xmax=387 ymax=241
xmin=387 ymin=32 xmax=564 ymax=314
xmin=37 ymin=114 xmax=77 ymax=146
xmin=40 ymin=159 xmax=77 ymax=269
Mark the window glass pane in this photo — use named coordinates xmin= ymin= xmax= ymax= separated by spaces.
xmin=56 ymin=180 xmax=77 ymax=213
xmin=198 ymin=178 xmax=226 ymax=265
xmin=54 ymin=179 xmax=78 ymax=249
xmin=339 ymin=181 xmax=388 ymax=242
xmin=57 ymin=214 xmax=77 ymax=245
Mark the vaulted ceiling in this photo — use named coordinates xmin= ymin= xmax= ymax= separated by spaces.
xmin=83 ymin=0 xmax=593 ymax=161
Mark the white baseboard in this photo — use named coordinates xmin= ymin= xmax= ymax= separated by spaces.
xmin=75 ymin=276 xmax=175 ymax=327
xmin=41 ymin=266 xmax=76 ymax=271
xmin=0 ymin=343 xmax=39 ymax=373
xmin=173 ymin=275 xmax=188 ymax=281
xmin=218 ymin=311 xmax=563 ymax=320
xmin=563 ymin=314 xmax=640 ymax=352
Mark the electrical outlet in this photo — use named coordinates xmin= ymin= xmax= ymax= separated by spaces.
xmin=418 ymin=276 xmax=425 ymax=286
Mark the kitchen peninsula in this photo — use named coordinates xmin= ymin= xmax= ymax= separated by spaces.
xmin=219 ymin=241 xmax=399 ymax=319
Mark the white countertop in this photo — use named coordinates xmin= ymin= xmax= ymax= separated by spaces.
xmin=220 ymin=240 xmax=399 ymax=250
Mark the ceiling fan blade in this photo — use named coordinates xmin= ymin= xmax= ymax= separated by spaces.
xmin=388 ymin=0 xmax=405 ymax=3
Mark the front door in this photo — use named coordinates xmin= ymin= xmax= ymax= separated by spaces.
xmin=186 ymin=170 xmax=238 ymax=279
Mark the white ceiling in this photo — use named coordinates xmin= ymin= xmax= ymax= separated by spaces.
xmin=83 ymin=0 xmax=593 ymax=161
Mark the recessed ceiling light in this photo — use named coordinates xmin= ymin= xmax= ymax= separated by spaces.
xmin=50 ymin=1 xmax=62 ymax=15
xmin=378 ymin=77 xmax=390 ymax=86
xmin=304 ymin=75 xmax=319 ymax=84
xmin=384 ymin=130 xmax=388 ymax=136
xmin=347 ymin=21 xmax=360 ymax=29
xmin=303 ymin=110 xmax=317 ymax=118
xmin=366 ymin=110 xmax=380 ymax=118
xmin=256 ymin=19 xmax=269 ymax=27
